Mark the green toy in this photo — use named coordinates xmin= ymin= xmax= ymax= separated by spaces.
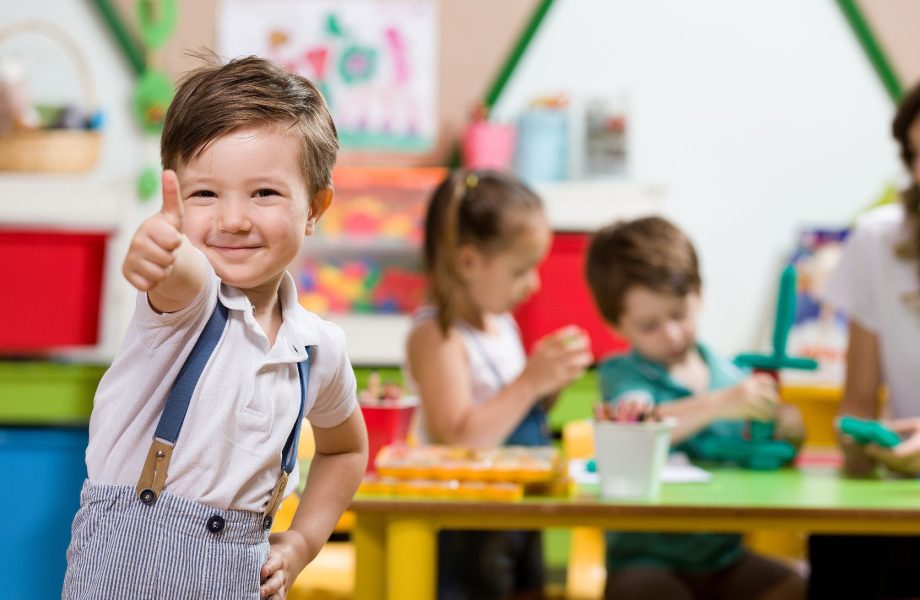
xmin=735 ymin=265 xmax=820 ymax=373
xmin=699 ymin=266 xmax=820 ymax=470
xmin=837 ymin=416 xmax=901 ymax=449
xmin=695 ymin=436 xmax=797 ymax=471
xmin=735 ymin=265 xmax=818 ymax=442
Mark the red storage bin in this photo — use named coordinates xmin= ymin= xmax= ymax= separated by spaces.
xmin=514 ymin=232 xmax=628 ymax=362
xmin=0 ymin=229 xmax=109 ymax=353
xmin=360 ymin=402 xmax=417 ymax=473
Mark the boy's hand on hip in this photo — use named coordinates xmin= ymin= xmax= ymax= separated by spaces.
xmin=261 ymin=529 xmax=311 ymax=599
xmin=122 ymin=170 xmax=185 ymax=291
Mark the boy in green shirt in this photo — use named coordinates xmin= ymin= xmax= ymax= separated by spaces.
xmin=585 ymin=217 xmax=805 ymax=600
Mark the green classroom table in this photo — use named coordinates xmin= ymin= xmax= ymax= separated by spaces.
xmin=350 ymin=466 xmax=920 ymax=600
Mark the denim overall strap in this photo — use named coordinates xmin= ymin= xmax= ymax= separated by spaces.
xmin=136 ymin=301 xmax=229 ymax=505
xmin=261 ymin=347 xmax=312 ymax=530
xmin=463 ymin=323 xmax=549 ymax=447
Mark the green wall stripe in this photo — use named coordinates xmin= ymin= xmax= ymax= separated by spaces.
xmin=484 ymin=0 xmax=557 ymax=109
xmin=448 ymin=0 xmax=556 ymax=167
xmin=91 ymin=0 xmax=146 ymax=76
xmin=836 ymin=0 xmax=903 ymax=101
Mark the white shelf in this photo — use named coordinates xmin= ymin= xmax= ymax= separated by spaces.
xmin=536 ymin=179 xmax=665 ymax=231
xmin=0 ymin=175 xmax=131 ymax=230
xmin=326 ymin=314 xmax=411 ymax=366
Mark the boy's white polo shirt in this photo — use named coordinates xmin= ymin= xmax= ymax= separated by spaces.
xmin=86 ymin=257 xmax=357 ymax=512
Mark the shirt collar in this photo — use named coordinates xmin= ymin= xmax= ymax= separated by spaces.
xmin=630 ymin=341 xmax=717 ymax=393
xmin=217 ymin=271 xmax=320 ymax=361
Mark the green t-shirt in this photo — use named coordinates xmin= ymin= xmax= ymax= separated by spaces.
xmin=597 ymin=343 xmax=746 ymax=574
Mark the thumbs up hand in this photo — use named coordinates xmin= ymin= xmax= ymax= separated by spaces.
xmin=122 ymin=170 xmax=186 ymax=292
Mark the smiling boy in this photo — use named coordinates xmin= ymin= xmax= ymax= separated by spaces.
xmin=64 ymin=57 xmax=367 ymax=600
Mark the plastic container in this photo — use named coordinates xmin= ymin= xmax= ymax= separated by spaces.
xmin=514 ymin=233 xmax=629 ymax=361
xmin=593 ymin=419 xmax=674 ymax=500
xmin=0 ymin=426 xmax=88 ymax=598
xmin=513 ymin=107 xmax=568 ymax=183
xmin=360 ymin=398 xmax=418 ymax=473
xmin=0 ymin=229 xmax=110 ymax=353
xmin=462 ymin=120 xmax=515 ymax=171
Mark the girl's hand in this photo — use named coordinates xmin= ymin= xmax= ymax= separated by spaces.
xmin=717 ymin=374 xmax=779 ymax=421
xmin=260 ymin=530 xmax=311 ymax=599
xmin=520 ymin=326 xmax=593 ymax=398
xmin=865 ymin=418 xmax=920 ymax=476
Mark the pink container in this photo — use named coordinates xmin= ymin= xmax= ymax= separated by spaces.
xmin=462 ymin=121 xmax=515 ymax=171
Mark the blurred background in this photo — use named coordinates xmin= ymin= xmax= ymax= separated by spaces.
xmin=1 ymin=1 xmax=919 ymax=597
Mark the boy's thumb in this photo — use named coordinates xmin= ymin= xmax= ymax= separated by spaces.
xmin=160 ymin=169 xmax=184 ymax=226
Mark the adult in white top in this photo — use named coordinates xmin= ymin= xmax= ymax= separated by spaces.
xmin=823 ymin=202 xmax=920 ymax=423
xmin=809 ymin=79 xmax=920 ymax=600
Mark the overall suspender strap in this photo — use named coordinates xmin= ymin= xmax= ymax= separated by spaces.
xmin=262 ymin=346 xmax=312 ymax=530
xmin=137 ymin=301 xmax=229 ymax=504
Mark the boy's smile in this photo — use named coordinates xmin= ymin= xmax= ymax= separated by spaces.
xmin=176 ymin=125 xmax=313 ymax=302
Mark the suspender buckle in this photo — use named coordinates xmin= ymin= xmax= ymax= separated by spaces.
xmin=261 ymin=469 xmax=289 ymax=529
xmin=135 ymin=439 xmax=174 ymax=505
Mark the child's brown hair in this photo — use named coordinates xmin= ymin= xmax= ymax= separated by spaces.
xmin=423 ymin=170 xmax=543 ymax=334
xmin=160 ymin=55 xmax=338 ymax=195
xmin=585 ymin=216 xmax=701 ymax=325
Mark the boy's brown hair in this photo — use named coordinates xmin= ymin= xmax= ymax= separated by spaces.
xmin=585 ymin=216 xmax=701 ymax=325
xmin=160 ymin=55 xmax=338 ymax=195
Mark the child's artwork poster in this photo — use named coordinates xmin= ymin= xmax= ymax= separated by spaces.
xmin=219 ymin=0 xmax=437 ymax=153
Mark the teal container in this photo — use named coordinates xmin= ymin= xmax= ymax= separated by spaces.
xmin=0 ymin=427 xmax=88 ymax=598
xmin=514 ymin=108 xmax=569 ymax=183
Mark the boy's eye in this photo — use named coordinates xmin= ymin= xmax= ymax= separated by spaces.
xmin=255 ymin=189 xmax=280 ymax=198
xmin=190 ymin=190 xmax=216 ymax=198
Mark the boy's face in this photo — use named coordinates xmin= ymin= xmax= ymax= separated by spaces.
xmin=614 ymin=286 xmax=701 ymax=367
xmin=457 ymin=213 xmax=551 ymax=315
xmin=176 ymin=125 xmax=330 ymax=292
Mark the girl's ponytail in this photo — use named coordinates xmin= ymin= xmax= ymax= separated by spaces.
xmin=424 ymin=171 xmax=469 ymax=335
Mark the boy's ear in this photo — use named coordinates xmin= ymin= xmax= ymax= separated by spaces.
xmin=305 ymin=188 xmax=334 ymax=236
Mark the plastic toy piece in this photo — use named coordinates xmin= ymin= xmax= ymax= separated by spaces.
xmin=735 ymin=265 xmax=819 ymax=442
xmin=696 ymin=437 xmax=797 ymax=471
xmin=837 ymin=416 xmax=901 ymax=449
xmin=736 ymin=266 xmax=820 ymax=373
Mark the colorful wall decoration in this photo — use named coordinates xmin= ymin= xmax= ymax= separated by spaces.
xmin=219 ymin=0 xmax=437 ymax=152
xmin=295 ymin=167 xmax=444 ymax=315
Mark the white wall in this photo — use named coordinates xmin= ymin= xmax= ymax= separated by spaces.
xmin=494 ymin=0 xmax=903 ymax=355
